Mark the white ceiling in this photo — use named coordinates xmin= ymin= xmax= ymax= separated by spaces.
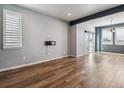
xmin=18 ymin=4 xmax=120 ymax=22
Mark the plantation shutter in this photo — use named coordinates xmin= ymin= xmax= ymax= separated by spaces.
xmin=3 ymin=9 xmax=22 ymax=49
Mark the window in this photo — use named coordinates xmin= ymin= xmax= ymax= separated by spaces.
xmin=115 ymin=27 xmax=124 ymax=45
xmin=3 ymin=9 xmax=22 ymax=49
xmin=102 ymin=28 xmax=113 ymax=45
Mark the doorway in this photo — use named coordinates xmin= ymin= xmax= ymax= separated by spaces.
xmin=84 ymin=31 xmax=95 ymax=53
xmin=89 ymin=32 xmax=94 ymax=53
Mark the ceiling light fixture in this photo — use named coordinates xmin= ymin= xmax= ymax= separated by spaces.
xmin=108 ymin=20 xmax=116 ymax=32
xmin=67 ymin=13 xmax=71 ymax=16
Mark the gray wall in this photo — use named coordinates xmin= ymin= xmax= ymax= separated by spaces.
xmin=70 ymin=25 xmax=77 ymax=57
xmin=102 ymin=45 xmax=124 ymax=53
xmin=0 ymin=5 xmax=69 ymax=69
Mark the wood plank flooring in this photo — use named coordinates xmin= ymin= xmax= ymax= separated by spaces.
xmin=0 ymin=53 xmax=124 ymax=88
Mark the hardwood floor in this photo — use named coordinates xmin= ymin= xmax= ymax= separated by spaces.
xmin=0 ymin=53 xmax=124 ymax=88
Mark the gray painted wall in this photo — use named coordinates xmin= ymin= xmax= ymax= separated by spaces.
xmin=0 ymin=5 xmax=69 ymax=69
xmin=102 ymin=45 xmax=124 ymax=53
xmin=70 ymin=25 xmax=77 ymax=57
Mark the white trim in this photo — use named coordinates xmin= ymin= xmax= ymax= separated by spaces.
xmin=69 ymin=53 xmax=90 ymax=57
xmin=0 ymin=55 xmax=68 ymax=72
xmin=76 ymin=53 xmax=89 ymax=57
xmin=68 ymin=55 xmax=77 ymax=57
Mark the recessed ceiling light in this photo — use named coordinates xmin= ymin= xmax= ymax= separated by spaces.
xmin=67 ymin=13 xmax=71 ymax=16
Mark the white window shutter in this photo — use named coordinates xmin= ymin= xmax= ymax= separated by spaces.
xmin=3 ymin=9 xmax=22 ymax=49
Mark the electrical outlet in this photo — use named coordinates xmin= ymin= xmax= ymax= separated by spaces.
xmin=64 ymin=51 xmax=66 ymax=54
xmin=48 ymin=53 xmax=50 ymax=55
xmin=23 ymin=56 xmax=26 ymax=60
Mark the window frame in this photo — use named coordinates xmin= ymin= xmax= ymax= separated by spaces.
xmin=101 ymin=28 xmax=114 ymax=45
xmin=115 ymin=27 xmax=124 ymax=45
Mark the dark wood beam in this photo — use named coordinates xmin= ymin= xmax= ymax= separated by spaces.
xmin=69 ymin=5 xmax=124 ymax=26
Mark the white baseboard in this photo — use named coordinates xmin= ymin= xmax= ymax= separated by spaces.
xmin=0 ymin=55 xmax=68 ymax=72
xmin=68 ymin=55 xmax=77 ymax=57
xmin=69 ymin=53 xmax=90 ymax=58
xmin=76 ymin=53 xmax=89 ymax=57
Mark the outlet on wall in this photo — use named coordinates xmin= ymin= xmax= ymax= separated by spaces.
xmin=64 ymin=51 xmax=66 ymax=54
xmin=48 ymin=52 xmax=51 ymax=55
xmin=23 ymin=56 xmax=26 ymax=60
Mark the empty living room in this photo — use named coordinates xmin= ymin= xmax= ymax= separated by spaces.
xmin=1 ymin=0 xmax=124 ymax=91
